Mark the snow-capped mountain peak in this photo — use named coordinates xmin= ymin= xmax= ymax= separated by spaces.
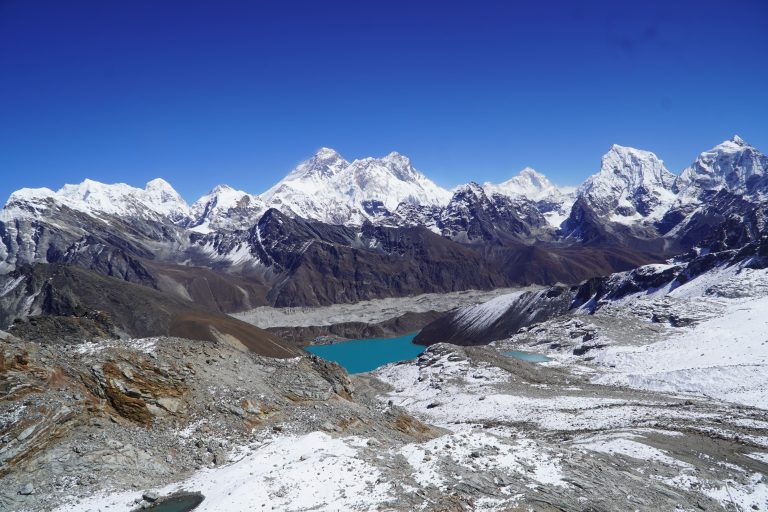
xmin=192 ymin=184 xmax=242 ymax=211
xmin=4 ymin=187 xmax=57 ymax=210
xmin=597 ymin=145 xmax=675 ymax=189
xmin=518 ymin=167 xmax=550 ymax=185
xmin=281 ymin=147 xmax=349 ymax=183
xmin=145 ymin=177 xmax=177 ymax=191
xmin=484 ymin=167 xmax=562 ymax=201
xmin=144 ymin=178 xmax=187 ymax=208
xmin=730 ymin=134 xmax=746 ymax=145
xmin=577 ymin=145 xmax=676 ymax=222
xmin=190 ymin=184 xmax=265 ymax=233
xmin=5 ymin=178 xmax=191 ymax=222
xmin=481 ymin=168 xmax=576 ymax=229
xmin=453 ymin=181 xmax=487 ymax=199
xmin=316 ymin=146 xmax=342 ymax=158
xmin=379 ymin=151 xmax=416 ymax=177
xmin=674 ymin=136 xmax=767 ymax=198
xmin=261 ymin=149 xmax=451 ymax=225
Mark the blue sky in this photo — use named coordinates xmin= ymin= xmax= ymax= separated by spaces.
xmin=1 ymin=0 xmax=766 ymax=202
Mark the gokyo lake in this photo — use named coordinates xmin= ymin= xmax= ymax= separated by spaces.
xmin=305 ymin=333 xmax=424 ymax=374
xmin=305 ymin=333 xmax=552 ymax=373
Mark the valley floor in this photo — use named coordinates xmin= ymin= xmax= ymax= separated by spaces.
xmin=233 ymin=287 xmax=530 ymax=329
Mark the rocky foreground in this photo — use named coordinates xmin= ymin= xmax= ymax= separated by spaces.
xmin=2 ymin=240 xmax=768 ymax=511
xmin=2 ymin=325 xmax=767 ymax=510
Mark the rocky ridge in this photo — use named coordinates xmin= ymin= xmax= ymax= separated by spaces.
xmin=0 ymin=137 xmax=765 ymax=318
xmin=415 ymin=236 xmax=768 ymax=346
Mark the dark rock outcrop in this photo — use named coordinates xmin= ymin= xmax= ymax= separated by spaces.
xmin=0 ymin=264 xmax=299 ymax=358
xmin=415 ymin=238 xmax=768 ymax=346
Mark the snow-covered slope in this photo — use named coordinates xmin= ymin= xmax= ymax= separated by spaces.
xmin=190 ymin=185 xmax=266 ymax=233
xmin=261 ymin=148 xmax=451 ymax=225
xmin=483 ymin=168 xmax=576 ymax=228
xmin=674 ymin=135 xmax=768 ymax=199
xmin=594 ymin=291 xmax=768 ymax=408
xmin=492 ymin=242 xmax=768 ymax=410
xmin=576 ymin=144 xmax=677 ymax=224
xmin=335 ymin=152 xmax=450 ymax=211
xmin=5 ymin=178 xmax=191 ymax=224
xmin=658 ymin=137 xmax=768 ymax=251
xmin=483 ymin=167 xmax=567 ymax=201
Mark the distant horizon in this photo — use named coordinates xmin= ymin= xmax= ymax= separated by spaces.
xmin=1 ymin=134 xmax=757 ymax=204
xmin=1 ymin=1 xmax=766 ymax=203
xmin=3 ymin=133 xmax=760 ymax=204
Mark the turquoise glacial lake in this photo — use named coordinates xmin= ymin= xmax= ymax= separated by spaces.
xmin=304 ymin=333 xmax=424 ymax=374
xmin=304 ymin=333 xmax=553 ymax=373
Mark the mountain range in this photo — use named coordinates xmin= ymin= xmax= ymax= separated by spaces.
xmin=0 ymin=136 xmax=765 ymax=353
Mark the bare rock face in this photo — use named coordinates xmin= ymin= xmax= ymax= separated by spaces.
xmin=95 ymin=359 xmax=186 ymax=426
xmin=8 ymin=310 xmax=118 ymax=345
xmin=0 ymin=338 xmax=191 ymax=476
xmin=255 ymin=210 xmax=512 ymax=307
xmin=428 ymin=182 xmax=553 ymax=242
xmin=416 ymin=237 xmax=768 ymax=346
xmin=0 ymin=264 xmax=299 ymax=358
xmin=0 ymin=335 xmax=440 ymax=511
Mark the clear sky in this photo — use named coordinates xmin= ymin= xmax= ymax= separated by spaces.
xmin=1 ymin=0 xmax=766 ymax=203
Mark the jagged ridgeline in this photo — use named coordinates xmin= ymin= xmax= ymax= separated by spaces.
xmin=0 ymin=137 xmax=766 ymax=350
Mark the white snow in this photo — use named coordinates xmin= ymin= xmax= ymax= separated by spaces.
xmin=400 ymin=430 xmax=567 ymax=490
xmin=574 ymin=433 xmax=692 ymax=468
xmin=747 ymin=452 xmax=768 ymax=465
xmin=543 ymin=209 xmax=570 ymax=228
xmin=675 ymin=135 xmax=767 ymax=198
xmin=441 ymin=287 xmax=549 ymax=338
xmin=190 ymin=184 xmax=266 ymax=232
xmin=482 ymin=167 xmax=577 ymax=230
xmin=576 ymin=144 xmax=677 ymax=222
xmin=74 ymin=338 xmax=158 ymax=355
xmin=192 ymin=238 xmax=260 ymax=266
xmin=451 ymin=291 xmax=527 ymax=332
xmin=0 ymin=275 xmax=24 ymax=297
xmin=5 ymin=178 xmax=191 ymax=223
xmin=261 ymin=148 xmax=451 ymax=225
xmin=660 ymin=472 xmax=768 ymax=512
xmin=483 ymin=167 xmax=573 ymax=202
xmin=593 ymin=293 xmax=768 ymax=409
xmin=374 ymin=349 xmax=706 ymax=432
xmin=2 ymin=137 xmax=766 ymax=243
xmin=54 ymin=432 xmax=392 ymax=512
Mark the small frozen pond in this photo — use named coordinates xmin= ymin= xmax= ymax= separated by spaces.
xmin=503 ymin=350 xmax=552 ymax=363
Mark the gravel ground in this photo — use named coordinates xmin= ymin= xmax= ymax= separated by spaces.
xmin=232 ymin=287 xmax=533 ymax=328
xmin=2 ymin=333 xmax=767 ymax=511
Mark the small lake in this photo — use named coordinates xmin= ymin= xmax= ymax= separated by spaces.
xmin=304 ymin=334 xmax=553 ymax=373
xmin=304 ymin=332 xmax=424 ymax=374
xmin=503 ymin=350 xmax=552 ymax=363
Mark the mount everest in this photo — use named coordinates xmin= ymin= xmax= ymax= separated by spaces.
xmin=4 ymin=136 xmax=762 ymax=234
xmin=0 ymin=135 xmax=765 ymax=334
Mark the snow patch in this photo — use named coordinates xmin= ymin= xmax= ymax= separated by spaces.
xmin=54 ymin=432 xmax=391 ymax=512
